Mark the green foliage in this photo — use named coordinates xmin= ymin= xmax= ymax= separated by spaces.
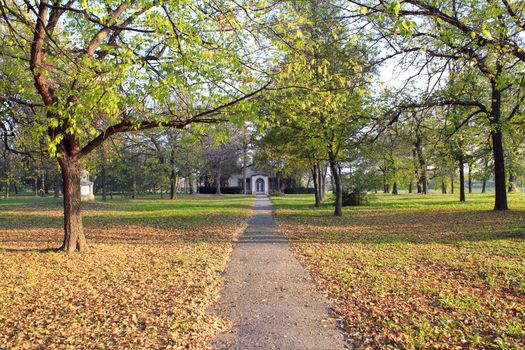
xmin=0 ymin=0 xmax=272 ymax=158
xmin=341 ymin=190 xmax=371 ymax=206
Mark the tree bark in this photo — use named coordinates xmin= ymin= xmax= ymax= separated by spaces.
xmin=312 ymin=165 xmax=320 ymax=207
xmin=101 ymin=163 xmax=107 ymax=202
xmin=317 ymin=163 xmax=324 ymax=201
xmin=450 ymin=175 xmax=454 ymax=194
xmin=468 ymin=164 xmax=473 ymax=194
xmin=132 ymin=170 xmax=137 ymax=199
xmin=414 ymin=139 xmax=426 ymax=194
xmin=316 ymin=162 xmax=322 ymax=202
xmin=40 ymin=171 xmax=46 ymax=197
xmin=392 ymin=181 xmax=398 ymax=195
xmin=420 ymin=172 xmax=427 ymax=194
xmin=408 ymin=181 xmax=412 ymax=194
xmin=508 ymin=173 xmax=517 ymax=193
xmin=328 ymin=151 xmax=342 ymax=216
xmin=321 ymin=165 xmax=327 ymax=200
xmin=490 ymin=81 xmax=508 ymax=210
xmin=188 ymin=175 xmax=194 ymax=194
xmin=43 ymin=170 xmax=49 ymax=195
xmin=381 ymin=168 xmax=388 ymax=193
xmin=481 ymin=156 xmax=488 ymax=194
xmin=458 ymin=155 xmax=466 ymax=202
xmin=170 ymin=174 xmax=177 ymax=200
xmin=58 ymin=156 xmax=86 ymax=253
xmin=441 ymin=178 xmax=447 ymax=194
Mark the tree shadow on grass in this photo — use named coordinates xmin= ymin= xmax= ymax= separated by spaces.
xmin=283 ymin=229 xmax=525 ymax=245
xmin=1 ymin=225 xmax=524 ymax=253
xmin=0 ymin=248 xmax=57 ymax=253
xmin=277 ymin=208 xmax=525 ymax=245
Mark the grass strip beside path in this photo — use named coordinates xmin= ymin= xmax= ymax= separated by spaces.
xmin=273 ymin=193 xmax=525 ymax=349
xmin=0 ymin=195 xmax=253 ymax=349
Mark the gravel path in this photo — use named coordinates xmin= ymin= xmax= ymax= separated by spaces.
xmin=212 ymin=196 xmax=347 ymax=350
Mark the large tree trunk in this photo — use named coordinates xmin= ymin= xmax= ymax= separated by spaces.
xmin=315 ymin=162 xmax=322 ymax=203
xmin=492 ymin=129 xmax=507 ymax=209
xmin=321 ymin=165 xmax=327 ymax=200
xmin=459 ymin=155 xmax=466 ymax=202
xmin=328 ymin=151 xmax=342 ymax=216
xmin=58 ymin=157 xmax=86 ymax=253
xmin=490 ymin=81 xmax=508 ymax=210
xmin=441 ymin=178 xmax=447 ymax=194
xmin=392 ymin=181 xmax=398 ymax=195
xmin=408 ymin=181 xmax=413 ymax=194
xmin=40 ymin=171 xmax=46 ymax=197
xmin=415 ymin=139 xmax=427 ymax=194
xmin=317 ymin=163 xmax=324 ymax=201
xmin=508 ymin=173 xmax=517 ymax=193
xmin=312 ymin=165 xmax=320 ymax=207
xmin=468 ymin=164 xmax=473 ymax=194
xmin=101 ymin=164 xmax=107 ymax=202
xmin=188 ymin=175 xmax=194 ymax=194
xmin=420 ymin=172 xmax=427 ymax=194
xmin=481 ymin=156 xmax=488 ymax=194
xmin=132 ymin=171 xmax=137 ymax=199
xmin=381 ymin=169 xmax=388 ymax=193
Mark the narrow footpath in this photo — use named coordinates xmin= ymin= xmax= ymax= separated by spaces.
xmin=212 ymin=196 xmax=347 ymax=350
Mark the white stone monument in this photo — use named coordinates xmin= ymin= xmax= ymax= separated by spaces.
xmin=80 ymin=169 xmax=95 ymax=201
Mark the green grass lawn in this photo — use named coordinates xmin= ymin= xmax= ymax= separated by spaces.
xmin=272 ymin=193 xmax=525 ymax=349
xmin=0 ymin=194 xmax=253 ymax=349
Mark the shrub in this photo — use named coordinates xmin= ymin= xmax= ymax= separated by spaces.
xmin=270 ymin=191 xmax=286 ymax=197
xmin=342 ymin=190 xmax=370 ymax=206
xmin=198 ymin=186 xmax=242 ymax=194
xmin=283 ymin=187 xmax=316 ymax=194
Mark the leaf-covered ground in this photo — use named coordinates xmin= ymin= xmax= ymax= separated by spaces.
xmin=272 ymin=193 xmax=525 ymax=349
xmin=0 ymin=195 xmax=253 ymax=349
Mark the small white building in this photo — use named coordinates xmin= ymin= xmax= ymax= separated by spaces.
xmin=80 ymin=170 xmax=95 ymax=201
xmin=227 ymin=165 xmax=275 ymax=195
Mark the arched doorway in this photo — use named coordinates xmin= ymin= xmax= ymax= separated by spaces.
xmin=255 ymin=178 xmax=265 ymax=194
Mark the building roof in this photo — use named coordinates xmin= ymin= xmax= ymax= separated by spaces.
xmin=238 ymin=164 xmax=273 ymax=177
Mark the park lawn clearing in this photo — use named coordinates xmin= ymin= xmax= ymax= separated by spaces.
xmin=273 ymin=193 xmax=525 ymax=349
xmin=0 ymin=195 xmax=252 ymax=349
